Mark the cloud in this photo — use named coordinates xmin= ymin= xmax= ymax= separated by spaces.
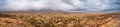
xmin=0 ymin=0 xmax=120 ymax=12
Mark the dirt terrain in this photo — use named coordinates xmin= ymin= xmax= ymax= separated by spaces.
xmin=0 ymin=12 xmax=120 ymax=27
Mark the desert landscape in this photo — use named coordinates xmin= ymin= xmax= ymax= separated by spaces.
xmin=0 ymin=0 xmax=120 ymax=27
xmin=0 ymin=12 xmax=120 ymax=27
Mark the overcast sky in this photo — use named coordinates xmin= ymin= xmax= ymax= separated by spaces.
xmin=0 ymin=0 xmax=120 ymax=12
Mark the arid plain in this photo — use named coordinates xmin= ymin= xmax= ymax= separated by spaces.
xmin=0 ymin=12 xmax=120 ymax=27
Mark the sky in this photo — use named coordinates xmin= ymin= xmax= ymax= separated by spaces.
xmin=0 ymin=0 xmax=120 ymax=12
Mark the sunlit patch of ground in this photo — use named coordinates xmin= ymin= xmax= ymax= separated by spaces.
xmin=0 ymin=12 xmax=120 ymax=27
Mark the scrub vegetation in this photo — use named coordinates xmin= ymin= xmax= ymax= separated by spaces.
xmin=0 ymin=12 xmax=120 ymax=27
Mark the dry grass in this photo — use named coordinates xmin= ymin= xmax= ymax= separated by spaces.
xmin=0 ymin=12 xmax=120 ymax=27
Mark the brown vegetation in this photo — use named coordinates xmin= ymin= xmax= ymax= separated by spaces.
xmin=0 ymin=12 xmax=120 ymax=27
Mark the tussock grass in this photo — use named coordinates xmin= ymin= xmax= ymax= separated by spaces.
xmin=0 ymin=12 xmax=119 ymax=27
